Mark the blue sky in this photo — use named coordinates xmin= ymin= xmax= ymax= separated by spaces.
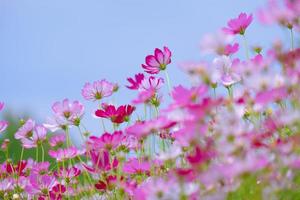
xmin=0 ymin=0 xmax=284 ymax=136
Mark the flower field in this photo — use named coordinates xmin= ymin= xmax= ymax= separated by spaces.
xmin=0 ymin=1 xmax=300 ymax=199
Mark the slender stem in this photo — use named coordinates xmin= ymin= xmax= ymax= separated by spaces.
xmin=164 ymin=70 xmax=172 ymax=94
xmin=41 ymin=144 xmax=45 ymax=162
xmin=36 ymin=145 xmax=39 ymax=162
xmin=290 ymin=28 xmax=294 ymax=51
xmin=242 ymin=34 xmax=249 ymax=60
xmin=65 ymin=128 xmax=71 ymax=148
xmin=144 ymin=104 xmax=147 ymax=120
xmin=19 ymin=147 xmax=24 ymax=162
xmin=101 ymin=119 xmax=106 ymax=132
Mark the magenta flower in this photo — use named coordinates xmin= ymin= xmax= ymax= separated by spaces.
xmin=126 ymin=73 xmax=145 ymax=90
xmin=88 ymin=131 xmax=124 ymax=150
xmin=54 ymin=167 xmax=81 ymax=184
xmin=224 ymin=43 xmax=239 ymax=56
xmin=95 ymin=104 xmax=135 ymax=124
xmin=49 ymin=184 xmax=66 ymax=200
xmin=142 ymin=46 xmax=172 ymax=74
xmin=49 ymin=146 xmax=80 ymax=161
xmin=49 ymin=133 xmax=66 ymax=148
xmin=81 ymin=79 xmax=117 ymax=101
xmin=223 ymin=12 xmax=253 ymax=35
xmin=83 ymin=150 xmax=118 ymax=173
xmin=21 ymin=125 xmax=47 ymax=149
xmin=171 ymin=85 xmax=208 ymax=107
xmin=122 ymin=158 xmax=150 ymax=175
xmin=15 ymin=119 xmax=35 ymax=140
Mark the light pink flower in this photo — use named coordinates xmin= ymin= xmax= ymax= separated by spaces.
xmin=15 ymin=119 xmax=35 ymax=140
xmin=140 ymin=76 xmax=164 ymax=91
xmin=54 ymin=167 xmax=81 ymax=184
xmin=25 ymin=174 xmax=57 ymax=196
xmin=0 ymin=102 xmax=4 ymax=111
xmin=83 ymin=150 xmax=118 ymax=173
xmin=223 ymin=12 xmax=253 ymax=35
xmin=171 ymin=85 xmax=208 ymax=107
xmin=213 ymin=55 xmax=241 ymax=86
xmin=44 ymin=99 xmax=84 ymax=131
xmin=200 ymin=31 xmax=234 ymax=55
xmin=142 ymin=46 xmax=172 ymax=74
xmin=123 ymin=158 xmax=150 ymax=175
xmin=126 ymin=73 xmax=145 ymax=90
xmin=0 ymin=121 xmax=8 ymax=133
xmin=21 ymin=125 xmax=47 ymax=149
xmin=49 ymin=133 xmax=66 ymax=147
xmin=49 ymin=146 xmax=79 ymax=161
xmin=81 ymin=79 xmax=117 ymax=101
xmin=126 ymin=116 xmax=176 ymax=139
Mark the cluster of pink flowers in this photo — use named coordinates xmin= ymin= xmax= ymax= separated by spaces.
xmin=0 ymin=1 xmax=300 ymax=199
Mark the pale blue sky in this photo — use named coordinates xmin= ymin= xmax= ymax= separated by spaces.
xmin=0 ymin=0 xmax=284 ymax=135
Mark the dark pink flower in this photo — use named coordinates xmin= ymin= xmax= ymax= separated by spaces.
xmin=49 ymin=184 xmax=66 ymax=200
xmin=142 ymin=46 xmax=172 ymax=74
xmin=81 ymin=79 xmax=117 ymax=101
xmin=87 ymin=131 xmax=124 ymax=150
xmin=95 ymin=104 xmax=135 ymax=124
xmin=223 ymin=13 xmax=253 ymax=35
xmin=126 ymin=73 xmax=145 ymax=90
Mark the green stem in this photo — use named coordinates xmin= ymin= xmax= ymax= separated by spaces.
xmin=41 ymin=144 xmax=45 ymax=162
xmin=242 ymin=34 xmax=249 ymax=60
xmin=36 ymin=145 xmax=39 ymax=162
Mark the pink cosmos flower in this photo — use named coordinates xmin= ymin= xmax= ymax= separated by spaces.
xmin=0 ymin=178 xmax=13 ymax=192
xmin=254 ymin=86 xmax=288 ymax=110
xmin=200 ymin=31 xmax=234 ymax=55
xmin=0 ymin=121 xmax=8 ymax=133
xmin=44 ymin=99 xmax=84 ymax=131
xmin=49 ymin=146 xmax=80 ymax=161
xmin=31 ymin=161 xmax=50 ymax=175
xmin=224 ymin=43 xmax=239 ymax=56
xmin=54 ymin=167 xmax=81 ymax=184
xmin=25 ymin=174 xmax=57 ymax=197
xmin=223 ymin=13 xmax=253 ymax=35
xmin=142 ymin=46 xmax=172 ymax=74
xmin=257 ymin=0 xmax=295 ymax=28
xmin=88 ymin=131 xmax=124 ymax=150
xmin=94 ymin=175 xmax=118 ymax=192
xmin=49 ymin=133 xmax=66 ymax=148
xmin=132 ymin=88 xmax=156 ymax=105
xmin=95 ymin=104 xmax=135 ymax=124
xmin=83 ymin=150 xmax=118 ymax=173
xmin=122 ymin=158 xmax=150 ymax=175
xmin=213 ymin=55 xmax=241 ymax=86
xmin=81 ymin=79 xmax=117 ymax=101
xmin=140 ymin=76 xmax=164 ymax=91
xmin=171 ymin=85 xmax=208 ymax=107
xmin=126 ymin=73 xmax=145 ymax=90
xmin=15 ymin=119 xmax=35 ymax=140
xmin=21 ymin=125 xmax=47 ymax=149
xmin=126 ymin=116 xmax=176 ymax=139
xmin=49 ymin=184 xmax=66 ymax=200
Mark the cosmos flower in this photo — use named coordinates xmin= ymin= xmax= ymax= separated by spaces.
xmin=49 ymin=133 xmax=66 ymax=148
xmin=82 ymin=79 xmax=117 ymax=101
xmin=15 ymin=119 xmax=36 ymax=140
xmin=20 ymin=125 xmax=47 ymax=149
xmin=142 ymin=46 xmax=172 ymax=74
xmin=223 ymin=12 xmax=253 ymax=35
xmin=95 ymin=104 xmax=135 ymax=124
xmin=126 ymin=73 xmax=145 ymax=90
